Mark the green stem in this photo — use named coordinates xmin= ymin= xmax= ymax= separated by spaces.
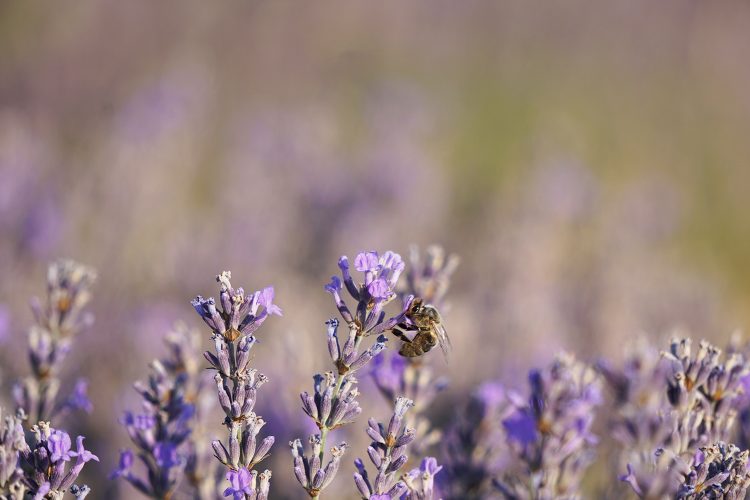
xmin=313 ymin=330 xmax=365 ymax=499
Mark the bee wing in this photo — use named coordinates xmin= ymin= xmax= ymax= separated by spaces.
xmin=436 ymin=322 xmax=452 ymax=360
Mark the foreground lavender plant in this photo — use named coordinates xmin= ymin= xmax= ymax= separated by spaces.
xmin=112 ymin=324 xmax=213 ymax=499
xmin=14 ymin=260 xmax=96 ymax=424
xmin=192 ymin=272 xmax=280 ymax=500
xmin=353 ymin=397 xmax=415 ymax=499
xmin=621 ymin=441 xmax=750 ymax=499
xmin=291 ymin=251 xmax=410 ymax=499
xmin=1 ymin=412 xmax=98 ymax=499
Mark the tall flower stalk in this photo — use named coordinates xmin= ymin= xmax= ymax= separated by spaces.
xmin=192 ymin=271 xmax=281 ymax=500
xmin=291 ymin=251 xmax=411 ymax=499
xmin=14 ymin=260 xmax=96 ymax=425
xmin=112 ymin=324 xmax=214 ymax=499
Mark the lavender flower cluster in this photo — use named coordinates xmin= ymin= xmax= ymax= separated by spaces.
xmin=602 ymin=337 xmax=750 ymax=498
xmin=1 ymin=260 xmax=98 ymax=499
xmin=9 ymin=248 xmax=750 ymax=499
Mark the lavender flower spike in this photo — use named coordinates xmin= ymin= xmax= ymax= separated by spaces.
xmin=353 ymin=397 xmax=416 ymax=499
xmin=15 ymin=421 xmax=98 ymax=498
xmin=491 ymin=353 xmax=603 ymax=499
xmin=113 ymin=325 xmax=208 ymax=498
xmin=15 ymin=259 xmax=96 ymax=424
xmin=325 ymin=251 xmax=409 ymax=337
xmin=294 ymin=252 xmax=409 ymax=499
xmin=193 ymin=272 xmax=279 ymax=498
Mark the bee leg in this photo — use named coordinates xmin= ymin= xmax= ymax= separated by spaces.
xmin=391 ymin=324 xmax=415 ymax=343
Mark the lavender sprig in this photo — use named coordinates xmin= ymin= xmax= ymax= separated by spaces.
xmin=492 ymin=354 xmax=603 ymax=499
xmin=112 ymin=324 xmax=211 ymax=499
xmin=14 ymin=260 xmax=96 ymax=424
xmin=353 ymin=397 xmax=415 ymax=500
xmin=292 ymin=251 xmax=409 ymax=499
xmin=2 ymin=418 xmax=98 ymax=499
xmin=192 ymin=271 xmax=280 ymax=500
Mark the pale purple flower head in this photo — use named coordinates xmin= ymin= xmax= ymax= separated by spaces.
xmin=70 ymin=436 xmax=99 ymax=464
xmin=192 ymin=271 xmax=281 ymax=341
xmin=224 ymin=468 xmax=254 ymax=499
xmin=48 ymin=429 xmax=73 ymax=463
xmin=325 ymin=251 xmax=410 ymax=336
xmin=502 ymin=409 xmax=537 ymax=446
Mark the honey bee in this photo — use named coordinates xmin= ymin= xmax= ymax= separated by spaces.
xmin=391 ymin=297 xmax=451 ymax=359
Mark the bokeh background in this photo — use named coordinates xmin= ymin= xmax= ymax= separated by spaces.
xmin=2 ymin=1 xmax=750 ymax=498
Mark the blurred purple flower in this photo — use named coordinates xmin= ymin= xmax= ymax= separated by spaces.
xmin=64 ymin=379 xmax=93 ymax=414
xmin=110 ymin=449 xmax=134 ymax=479
xmin=154 ymin=442 xmax=181 ymax=469
xmin=502 ymin=409 xmax=537 ymax=446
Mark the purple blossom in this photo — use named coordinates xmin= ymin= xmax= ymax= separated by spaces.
xmin=192 ymin=271 xmax=281 ymax=341
xmin=325 ymin=251 xmax=409 ymax=336
xmin=154 ymin=442 xmax=181 ymax=469
xmin=110 ymin=449 xmax=134 ymax=479
xmin=70 ymin=436 xmax=98 ymax=464
xmin=64 ymin=379 xmax=93 ymax=414
xmin=32 ymin=482 xmax=50 ymax=500
xmin=502 ymin=409 xmax=537 ymax=446
xmin=224 ymin=468 xmax=254 ymax=499
xmin=48 ymin=429 xmax=73 ymax=463
xmin=11 ymin=422 xmax=97 ymax=497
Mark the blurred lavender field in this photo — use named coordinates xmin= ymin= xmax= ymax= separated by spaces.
xmin=3 ymin=2 xmax=750 ymax=498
